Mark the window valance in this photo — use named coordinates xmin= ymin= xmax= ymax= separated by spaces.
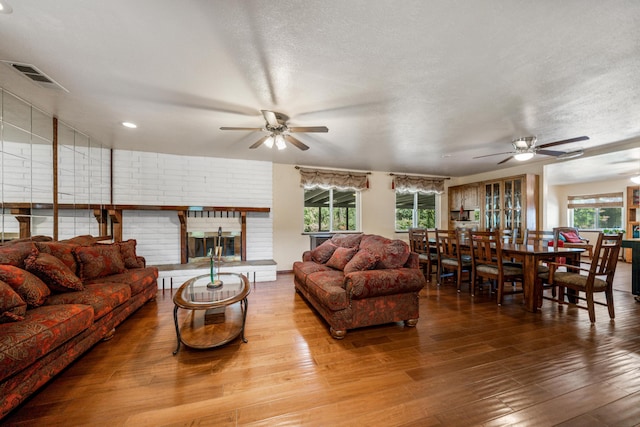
xmin=568 ymin=192 xmax=623 ymax=209
xmin=392 ymin=174 xmax=445 ymax=194
xmin=298 ymin=167 xmax=369 ymax=191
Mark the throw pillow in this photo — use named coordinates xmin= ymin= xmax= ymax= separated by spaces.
xmin=0 ymin=264 xmax=50 ymax=307
xmin=560 ymin=231 xmax=583 ymax=243
xmin=360 ymin=235 xmax=411 ymax=269
xmin=326 ymin=247 xmax=358 ymax=271
xmin=344 ymin=249 xmax=378 ymax=274
xmin=62 ymin=235 xmax=99 ymax=246
xmin=35 ymin=241 xmax=78 ymax=274
xmin=0 ymin=242 xmax=36 ymax=268
xmin=310 ymin=240 xmax=338 ymax=264
xmin=24 ymin=251 xmax=84 ymax=292
xmin=330 ymin=234 xmax=363 ymax=248
xmin=118 ymin=239 xmax=145 ymax=269
xmin=0 ymin=280 xmax=27 ymax=323
xmin=73 ymin=244 xmax=126 ymax=281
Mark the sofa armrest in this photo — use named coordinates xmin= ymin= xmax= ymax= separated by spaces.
xmin=136 ymin=256 xmax=146 ymax=268
xmin=302 ymin=251 xmax=312 ymax=262
xmin=345 ymin=268 xmax=425 ymax=299
xmin=404 ymin=252 xmax=419 ymax=269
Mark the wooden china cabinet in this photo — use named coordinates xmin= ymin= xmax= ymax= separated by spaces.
xmin=481 ymin=174 xmax=539 ymax=241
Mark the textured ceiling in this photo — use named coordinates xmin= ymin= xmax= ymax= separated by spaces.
xmin=0 ymin=0 xmax=639 ymax=182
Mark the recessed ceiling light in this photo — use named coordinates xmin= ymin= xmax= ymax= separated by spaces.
xmin=121 ymin=122 xmax=137 ymax=129
xmin=0 ymin=1 xmax=13 ymax=14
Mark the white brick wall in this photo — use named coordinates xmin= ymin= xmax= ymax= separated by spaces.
xmin=113 ymin=150 xmax=275 ymax=281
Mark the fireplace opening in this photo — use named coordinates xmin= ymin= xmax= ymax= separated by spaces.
xmin=187 ymin=231 xmax=242 ymax=262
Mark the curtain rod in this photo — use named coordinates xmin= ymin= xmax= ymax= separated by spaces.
xmin=295 ymin=166 xmax=371 ymax=174
xmin=389 ymin=173 xmax=450 ymax=180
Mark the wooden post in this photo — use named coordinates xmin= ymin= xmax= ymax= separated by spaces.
xmin=52 ymin=117 xmax=58 ymax=240
xmin=11 ymin=208 xmax=31 ymax=239
xmin=108 ymin=209 xmax=122 ymax=242
xmin=93 ymin=208 xmax=108 ymax=237
xmin=241 ymin=211 xmax=247 ymax=261
xmin=178 ymin=211 xmax=187 ymax=264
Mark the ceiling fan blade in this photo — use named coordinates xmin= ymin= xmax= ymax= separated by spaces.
xmin=249 ymin=135 xmax=270 ymax=149
xmin=538 ymin=136 xmax=589 ymax=149
xmin=261 ymin=110 xmax=280 ymax=127
xmin=220 ymin=127 xmax=263 ymax=131
xmin=537 ymin=149 xmax=566 ymax=157
xmin=288 ymin=126 xmax=329 ymax=133
xmin=498 ymin=156 xmax=514 ymax=165
xmin=284 ymin=135 xmax=309 ymax=151
xmin=473 ymin=151 xmax=515 ymax=159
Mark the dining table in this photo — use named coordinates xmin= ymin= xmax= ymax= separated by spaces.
xmin=501 ymin=243 xmax=585 ymax=312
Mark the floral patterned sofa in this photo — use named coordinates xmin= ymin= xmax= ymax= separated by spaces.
xmin=293 ymin=234 xmax=426 ymax=339
xmin=0 ymin=235 xmax=158 ymax=419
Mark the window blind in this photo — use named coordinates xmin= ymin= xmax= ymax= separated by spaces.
xmin=567 ymin=192 xmax=623 ymax=209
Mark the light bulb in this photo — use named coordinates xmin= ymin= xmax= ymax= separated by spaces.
xmin=631 ymin=175 xmax=640 ymax=184
xmin=514 ymin=152 xmax=534 ymax=161
xmin=264 ymin=136 xmax=274 ymax=148
xmin=275 ymin=135 xmax=286 ymax=150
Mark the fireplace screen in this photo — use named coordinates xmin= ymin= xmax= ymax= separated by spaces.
xmin=187 ymin=231 xmax=242 ymax=261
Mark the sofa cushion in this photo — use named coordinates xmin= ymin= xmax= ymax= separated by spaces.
xmin=293 ymin=261 xmax=334 ymax=285
xmin=326 ymin=247 xmax=358 ymax=271
xmin=45 ymin=283 xmax=131 ymax=320
xmin=24 ymin=251 xmax=84 ymax=293
xmin=0 ymin=281 xmax=27 ymax=323
xmin=35 ymin=241 xmax=78 ymax=274
xmin=344 ymin=249 xmax=378 ymax=274
xmin=74 ymin=244 xmax=126 ymax=281
xmin=118 ymin=239 xmax=145 ymax=269
xmin=0 ymin=265 xmax=50 ymax=307
xmin=330 ymin=234 xmax=363 ymax=248
xmin=310 ymin=240 xmax=338 ymax=264
xmin=61 ymin=235 xmax=99 ymax=246
xmin=305 ymin=270 xmax=349 ymax=311
xmin=0 ymin=242 xmax=35 ymax=268
xmin=359 ymin=235 xmax=410 ymax=269
xmin=0 ymin=304 xmax=94 ymax=383
xmin=560 ymin=231 xmax=583 ymax=243
xmin=84 ymin=267 xmax=158 ymax=296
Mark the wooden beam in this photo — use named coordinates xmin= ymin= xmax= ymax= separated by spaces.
xmin=178 ymin=211 xmax=187 ymax=264
xmin=108 ymin=209 xmax=122 ymax=242
xmin=53 ymin=117 xmax=58 ymax=240
xmin=241 ymin=211 xmax=247 ymax=261
xmin=11 ymin=208 xmax=31 ymax=239
xmin=93 ymin=209 xmax=108 ymax=237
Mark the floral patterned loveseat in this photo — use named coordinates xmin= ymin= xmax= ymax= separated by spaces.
xmin=293 ymin=234 xmax=426 ymax=339
xmin=0 ymin=236 xmax=158 ymax=420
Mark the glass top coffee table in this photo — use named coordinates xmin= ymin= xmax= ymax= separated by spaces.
xmin=172 ymin=272 xmax=250 ymax=355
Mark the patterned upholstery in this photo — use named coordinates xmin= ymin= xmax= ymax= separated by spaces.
xmin=24 ymin=251 xmax=84 ymax=293
xmin=73 ymin=244 xmax=126 ymax=281
xmin=0 ymin=266 xmax=50 ymax=307
xmin=294 ymin=234 xmax=425 ymax=339
xmin=0 ymin=281 xmax=27 ymax=323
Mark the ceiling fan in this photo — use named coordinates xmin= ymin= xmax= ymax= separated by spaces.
xmin=220 ymin=110 xmax=328 ymax=151
xmin=474 ymin=136 xmax=590 ymax=164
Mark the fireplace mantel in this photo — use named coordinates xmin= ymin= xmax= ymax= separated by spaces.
xmin=2 ymin=203 xmax=270 ymax=264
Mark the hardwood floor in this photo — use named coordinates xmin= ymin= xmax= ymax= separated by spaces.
xmin=4 ymin=262 xmax=640 ymax=426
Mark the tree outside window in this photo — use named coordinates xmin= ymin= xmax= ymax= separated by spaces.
xmin=304 ymin=188 xmax=358 ymax=232
xmin=569 ymin=193 xmax=623 ymax=229
xmin=395 ymin=192 xmax=436 ymax=231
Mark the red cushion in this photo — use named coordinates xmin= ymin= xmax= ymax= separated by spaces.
xmin=0 ymin=280 xmax=27 ymax=323
xmin=326 ymin=247 xmax=358 ymax=271
xmin=118 ymin=239 xmax=145 ymax=269
xmin=344 ymin=249 xmax=378 ymax=274
xmin=35 ymin=241 xmax=79 ymax=274
xmin=560 ymin=231 xmax=583 ymax=243
xmin=24 ymin=251 xmax=84 ymax=293
xmin=73 ymin=244 xmax=126 ymax=281
xmin=0 ymin=265 xmax=50 ymax=307
xmin=310 ymin=241 xmax=338 ymax=264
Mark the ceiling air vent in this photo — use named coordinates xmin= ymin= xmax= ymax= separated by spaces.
xmin=1 ymin=60 xmax=68 ymax=92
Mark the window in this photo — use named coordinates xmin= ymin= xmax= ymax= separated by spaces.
xmin=568 ymin=192 xmax=623 ymax=229
xmin=304 ymin=188 xmax=359 ymax=232
xmin=395 ymin=192 xmax=436 ymax=231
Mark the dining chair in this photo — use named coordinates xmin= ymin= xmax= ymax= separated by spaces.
xmin=552 ymin=226 xmax=593 ymax=258
xmin=523 ymin=229 xmax=555 ymax=306
xmin=469 ymin=229 xmax=524 ymax=305
xmin=435 ymin=229 xmax=471 ymax=292
xmin=546 ymin=232 xmax=623 ymax=322
xmin=408 ymin=227 xmax=437 ymax=282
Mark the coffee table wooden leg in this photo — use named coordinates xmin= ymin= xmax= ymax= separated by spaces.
xmin=173 ymin=305 xmax=182 ymax=355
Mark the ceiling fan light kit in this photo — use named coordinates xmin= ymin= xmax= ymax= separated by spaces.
xmin=631 ymin=175 xmax=640 ymax=184
xmin=220 ymin=110 xmax=328 ymax=151
xmin=474 ymin=135 xmax=589 ymax=165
